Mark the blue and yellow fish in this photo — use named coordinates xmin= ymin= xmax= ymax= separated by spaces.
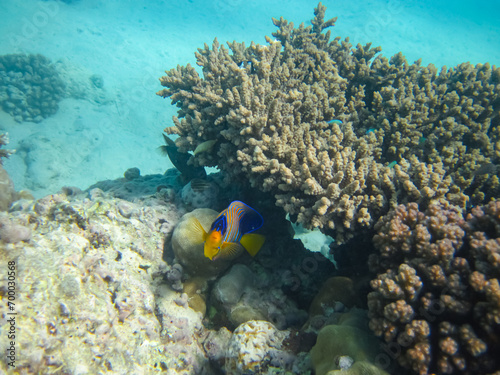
xmin=190 ymin=201 xmax=265 ymax=261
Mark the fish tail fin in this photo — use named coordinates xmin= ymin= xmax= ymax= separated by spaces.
xmin=240 ymin=233 xmax=265 ymax=257
xmin=189 ymin=217 xmax=208 ymax=243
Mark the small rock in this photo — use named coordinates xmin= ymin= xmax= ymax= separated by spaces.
xmin=338 ymin=355 xmax=354 ymax=370
xmin=59 ymin=275 xmax=81 ymax=298
xmin=117 ymin=201 xmax=135 ymax=218
xmin=124 ymin=167 xmax=140 ymax=180
xmin=0 ymin=223 xmax=31 ymax=243
xmin=59 ymin=302 xmax=70 ymax=316
xmin=334 ymin=301 xmax=345 ymax=312
xmin=60 ymin=186 xmax=82 ymax=196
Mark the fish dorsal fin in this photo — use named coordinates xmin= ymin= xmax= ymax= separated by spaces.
xmin=162 ymin=133 xmax=176 ymax=146
xmin=228 ymin=201 xmax=264 ymax=234
xmin=240 ymin=233 xmax=265 ymax=257
xmin=189 ymin=217 xmax=208 ymax=243
xmin=215 ymin=242 xmax=244 ymax=260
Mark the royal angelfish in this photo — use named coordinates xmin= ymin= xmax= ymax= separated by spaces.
xmin=190 ymin=201 xmax=265 ymax=261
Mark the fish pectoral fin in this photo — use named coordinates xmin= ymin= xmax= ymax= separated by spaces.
xmin=188 ymin=217 xmax=207 ymax=243
xmin=240 ymin=234 xmax=265 ymax=257
xmin=216 ymin=242 xmax=244 ymax=260
xmin=158 ymin=145 xmax=169 ymax=156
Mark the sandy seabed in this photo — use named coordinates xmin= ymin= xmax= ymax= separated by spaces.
xmin=0 ymin=0 xmax=499 ymax=197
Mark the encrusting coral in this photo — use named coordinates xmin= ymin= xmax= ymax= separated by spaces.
xmin=0 ymin=179 xmax=322 ymax=374
xmin=0 ymin=53 xmax=65 ymax=122
xmin=157 ymin=2 xmax=500 ymax=244
xmin=367 ymin=201 xmax=500 ymax=375
xmin=0 ymin=187 xmax=226 ymax=374
xmin=224 ymin=320 xmax=300 ymax=374
xmin=310 ymin=322 xmax=389 ymax=375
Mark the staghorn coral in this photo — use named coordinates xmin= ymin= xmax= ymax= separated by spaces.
xmin=368 ymin=201 xmax=500 ymax=375
xmin=0 ymin=53 xmax=65 ymax=122
xmin=157 ymin=3 xmax=500 ymax=244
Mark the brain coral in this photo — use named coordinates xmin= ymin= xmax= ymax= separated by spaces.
xmin=368 ymin=201 xmax=500 ymax=375
xmin=0 ymin=53 xmax=65 ymax=122
xmin=157 ymin=2 xmax=500 ymax=244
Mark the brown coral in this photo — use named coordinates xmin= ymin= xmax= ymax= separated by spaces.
xmin=368 ymin=201 xmax=500 ymax=374
xmin=157 ymin=3 xmax=499 ymax=245
xmin=0 ymin=54 xmax=65 ymax=122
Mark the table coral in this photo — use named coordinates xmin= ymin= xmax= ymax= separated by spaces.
xmin=368 ymin=201 xmax=500 ymax=374
xmin=157 ymin=3 xmax=500 ymax=245
xmin=0 ymin=53 xmax=65 ymax=122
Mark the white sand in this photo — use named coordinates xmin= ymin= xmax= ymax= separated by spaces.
xmin=1 ymin=0 xmax=498 ymax=197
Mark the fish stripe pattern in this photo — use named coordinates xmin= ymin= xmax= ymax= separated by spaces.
xmin=210 ymin=201 xmax=263 ymax=244
xmin=224 ymin=201 xmax=246 ymax=242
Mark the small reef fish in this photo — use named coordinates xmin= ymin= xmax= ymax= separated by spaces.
xmin=190 ymin=201 xmax=265 ymax=261
xmin=189 ymin=178 xmax=214 ymax=193
xmin=327 ymin=119 xmax=343 ymax=124
xmin=159 ymin=134 xmax=206 ymax=183
xmin=193 ymin=139 xmax=217 ymax=156
xmin=388 ymin=161 xmax=397 ymax=168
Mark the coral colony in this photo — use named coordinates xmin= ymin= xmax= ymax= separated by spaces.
xmin=0 ymin=54 xmax=65 ymax=122
xmin=1 ymin=3 xmax=499 ymax=375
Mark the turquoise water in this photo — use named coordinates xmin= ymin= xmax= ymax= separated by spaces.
xmin=1 ymin=2 xmax=500 ymax=374
xmin=0 ymin=0 xmax=498 ymax=197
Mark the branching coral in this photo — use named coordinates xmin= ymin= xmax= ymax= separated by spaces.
xmin=157 ymin=2 xmax=499 ymax=244
xmin=368 ymin=201 xmax=500 ymax=374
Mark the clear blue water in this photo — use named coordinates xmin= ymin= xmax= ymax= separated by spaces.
xmin=1 ymin=2 xmax=499 ymax=374
xmin=0 ymin=0 xmax=498 ymax=197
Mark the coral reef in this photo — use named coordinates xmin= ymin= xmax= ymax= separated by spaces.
xmin=180 ymin=178 xmax=219 ymax=209
xmin=0 ymin=181 xmax=325 ymax=374
xmin=157 ymin=3 xmax=500 ymax=244
xmin=211 ymin=263 xmax=308 ymax=330
xmin=308 ymin=276 xmax=359 ymax=316
xmin=87 ymin=167 xmax=182 ymax=202
xmin=224 ymin=320 xmax=306 ymax=374
xmin=0 ymin=53 xmax=65 ymax=122
xmin=310 ymin=322 xmax=389 ymax=375
xmin=0 ymin=189 xmax=209 ymax=374
xmin=368 ymin=201 xmax=500 ymax=374
xmin=170 ymin=208 xmax=233 ymax=277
